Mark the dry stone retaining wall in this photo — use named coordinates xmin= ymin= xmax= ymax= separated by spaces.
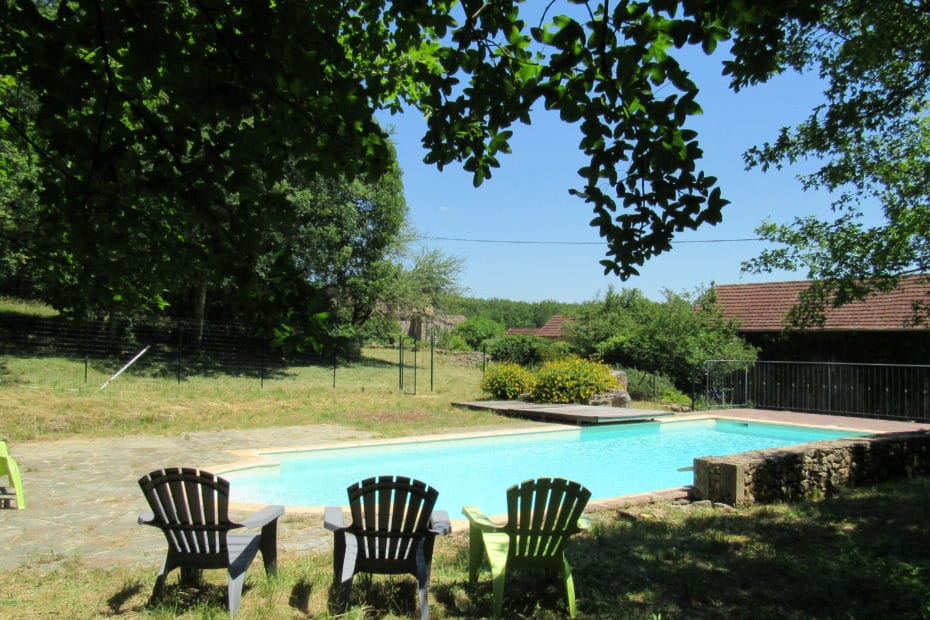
xmin=693 ymin=431 xmax=930 ymax=505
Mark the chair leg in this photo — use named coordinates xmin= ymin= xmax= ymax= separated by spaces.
xmin=180 ymin=566 xmax=203 ymax=586
xmin=227 ymin=566 xmax=247 ymax=617
xmin=150 ymin=557 xmax=175 ymax=604
xmin=561 ymin=555 xmax=577 ymax=618
xmin=150 ymin=572 xmax=168 ymax=605
xmin=333 ymin=533 xmax=358 ymax=613
xmin=467 ymin=527 xmax=484 ymax=583
xmin=489 ymin=562 xmax=507 ymax=619
xmin=416 ymin=541 xmax=432 ymax=620
xmin=260 ymin=522 xmax=279 ymax=576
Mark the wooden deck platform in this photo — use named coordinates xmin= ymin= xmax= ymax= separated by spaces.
xmin=455 ymin=400 xmax=674 ymax=425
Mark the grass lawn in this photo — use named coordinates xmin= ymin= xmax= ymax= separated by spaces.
xmin=0 ymin=346 xmax=677 ymax=442
xmin=0 ymin=347 xmax=517 ymax=441
xmin=2 ymin=477 xmax=929 ymax=618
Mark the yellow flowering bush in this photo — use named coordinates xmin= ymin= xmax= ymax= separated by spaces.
xmin=480 ymin=362 xmax=536 ymax=400
xmin=530 ymin=357 xmax=617 ymax=404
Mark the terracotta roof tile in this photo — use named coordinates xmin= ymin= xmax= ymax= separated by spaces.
xmin=536 ymin=314 xmax=568 ymax=338
xmin=713 ymin=276 xmax=930 ymax=332
xmin=503 ymin=314 xmax=570 ymax=339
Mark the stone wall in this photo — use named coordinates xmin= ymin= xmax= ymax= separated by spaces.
xmin=693 ymin=431 xmax=930 ymax=505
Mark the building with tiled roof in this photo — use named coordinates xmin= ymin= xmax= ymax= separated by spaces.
xmin=504 ymin=314 xmax=568 ymax=340
xmin=713 ymin=277 xmax=930 ymax=332
xmin=711 ymin=276 xmax=930 ymax=363
xmin=503 ymin=327 xmax=540 ymax=336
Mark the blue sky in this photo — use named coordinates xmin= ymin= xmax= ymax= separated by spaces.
xmin=378 ymin=47 xmax=835 ymax=303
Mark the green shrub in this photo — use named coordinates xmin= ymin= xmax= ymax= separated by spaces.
xmin=358 ymin=314 xmax=400 ymax=345
xmin=486 ymin=334 xmax=570 ymax=366
xmin=530 ymin=357 xmax=617 ymax=404
xmin=538 ymin=340 xmax=573 ymax=362
xmin=452 ymin=316 xmax=505 ymax=349
xmin=443 ymin=334 xmax=471 ymax=351
xmin=622 ymin=367 xmax=690 ymax=403
xmin=480 ymin=362 xmax=535 ymax=400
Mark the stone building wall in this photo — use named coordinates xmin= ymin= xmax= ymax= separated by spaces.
xmin=693 ymin=431 xmax=930 ymax=505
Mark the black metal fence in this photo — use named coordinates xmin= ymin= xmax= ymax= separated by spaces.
xmin=703 ymin=359 xmax=930 ymax=422
xmin=0 ymin=313 xmax=332 ymax=385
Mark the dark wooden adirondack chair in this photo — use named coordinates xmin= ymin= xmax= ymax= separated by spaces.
xmin=324 ymin=475 xmax=451 ymax=620
xmin=137 ymin=467 xmax=284 ymax=617
xmin=463 ymin=477 xmax=592 ymax=618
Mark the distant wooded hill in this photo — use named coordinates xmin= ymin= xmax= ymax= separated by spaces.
xmin=442 ymin=296 xmax=583 ymax=329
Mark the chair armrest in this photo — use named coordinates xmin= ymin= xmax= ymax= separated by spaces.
xmin=138 ymin=510 xmax=156 ymax=526
xmin=323 ymin=506 xmax=346 ymax=531
xmin=462 ymin=505 xmax=501 ymax=531
xmin=577 ymin=513 xmax=593 ymax=531
xmin=240 ymin=504 xmax=285 ymax=529
xmin=429 ymin=510 xmax=452 ymax=536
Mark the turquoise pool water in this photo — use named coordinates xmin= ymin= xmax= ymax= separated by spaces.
xmin=224 ymin=418 xmax=866 ymax=515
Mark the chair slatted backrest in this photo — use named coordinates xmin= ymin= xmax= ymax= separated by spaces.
xmin=506 ymin=478 xmax=591 ymax=560
xmin=139 ymin=468 xmax=236 ymax=555
xmin=347 ymin=475 xmax=438 ymax=561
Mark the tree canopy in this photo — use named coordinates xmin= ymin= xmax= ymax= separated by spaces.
xmin=0 ymin=0 xmax=823 ymax=331
xmin=566 ymin=286 xmax=756 ymax=390
xmin=742 ymin=0 xmax=930 ymax=325
xmin=443 ymin=295 xmax=581 ymax=329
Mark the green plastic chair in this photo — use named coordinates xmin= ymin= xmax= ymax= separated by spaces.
xmin=0 ymin=440 xmax=25 ymax=509
xmin=463 ymin=477 xmax=592 ymax=618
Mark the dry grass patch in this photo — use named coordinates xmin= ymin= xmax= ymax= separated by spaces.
xmin=0 ymin=348 xmax=508 ymax=441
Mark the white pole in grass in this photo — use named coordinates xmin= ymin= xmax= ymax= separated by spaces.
xmin=100 ymin=345 xmax=151 ymax=389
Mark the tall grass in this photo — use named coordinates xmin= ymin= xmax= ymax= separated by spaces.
xmin=0 ymin=348 xmax=509 ymax=441
xmin=3 ymin=477 xmax=929 ymax=618
xmin=0 ymin=296 xmax=58 ymax=317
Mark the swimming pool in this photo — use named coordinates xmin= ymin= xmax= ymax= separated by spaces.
xmin=223 ymin=418 xmax=867 ymax=515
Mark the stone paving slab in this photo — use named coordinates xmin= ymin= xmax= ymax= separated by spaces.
xmin=0 ymin=425 xmax=378 ymax=571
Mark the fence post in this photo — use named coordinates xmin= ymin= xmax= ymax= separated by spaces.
xmin=744 ymin=363 xmax=749 ymax=406
xmin=83 ymin=320 xmax=89 ymax=384
xmin=430 ymin=335 xmax=435 ymax=392
xmin=332 ymin=347 xmax=337 ymax=389
xmin=176 ymin=319 xmax=182 ymax=385
xmin=704 ymin=362 xmax=710 ymax=406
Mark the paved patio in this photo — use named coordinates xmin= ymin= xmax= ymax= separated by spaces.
xmin=0 ymin=424 xmax=383 ymax=570
xmin=2 ymin=410 xmax=926 ymax=571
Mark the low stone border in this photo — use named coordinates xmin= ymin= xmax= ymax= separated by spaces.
xmin=692 ymin=430 xmax=930 ymax=505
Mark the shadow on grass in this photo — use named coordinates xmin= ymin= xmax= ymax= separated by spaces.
xmin=428 ymin=478 xmax=930 ymax=619
xmin=105 ymin=581 xmax=144 ymax=614
xmin=93 ymin=478 xmax=930 ymax=618
xmin=565 ymin=477 xmax=930 ymax=619
xmin=332 ymin=573 xmax=422 ymax=618
xmin=288 ymin=578 xmax=316 ymax=615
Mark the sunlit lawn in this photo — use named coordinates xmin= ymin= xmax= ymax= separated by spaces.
xmin=0 ymin=348 xmax=512 ymax=441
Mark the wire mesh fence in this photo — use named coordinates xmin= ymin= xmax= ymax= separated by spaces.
xmin=703 ymin=359 xmax=930 ymax=422
xmin=0 ymin=313 xmax=336 ymax=387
